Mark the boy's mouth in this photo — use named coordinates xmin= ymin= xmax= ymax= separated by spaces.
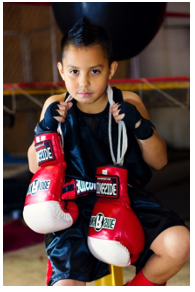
xmin=79 ymin=92 xmax=92 ymax=97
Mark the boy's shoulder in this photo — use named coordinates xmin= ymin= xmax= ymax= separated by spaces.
xmin=122 ymin=90 xmax=142 ymax=105
xmin=39 ymin=93 xmax=67 ymax=121
xmin=121 ymin=90 xmax=149 ymax=119
xmin=45 ymin=93 xmax=67 ymax=105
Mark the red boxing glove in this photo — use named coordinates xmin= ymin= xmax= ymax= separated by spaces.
xmin=88 ymin=165 xmax=145 ymax=267
xmin=23 ymin=132 xmax=79 ymax=234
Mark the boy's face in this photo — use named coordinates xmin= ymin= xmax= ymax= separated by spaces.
xmin=58 ymin=44 xmax=118 ymax=110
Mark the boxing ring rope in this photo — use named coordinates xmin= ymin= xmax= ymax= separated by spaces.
xmin=141 ymin=78 xmax=189 ymax=110
xmin=165 ymin=12 xmax=190 ymax=18
xmin=3 ymin=76 xmax=190 ymax=115
xmin=3 ymin=76 xmax=189 ymax=181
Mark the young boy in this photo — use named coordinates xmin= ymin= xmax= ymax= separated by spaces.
xmin=27 ymin=17 xmax=190 ymax=286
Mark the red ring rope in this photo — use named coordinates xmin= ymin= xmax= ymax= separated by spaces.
xmin=3 ymin=76 xmax=190 ymax=90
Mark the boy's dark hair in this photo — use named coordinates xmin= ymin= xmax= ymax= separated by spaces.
xmin=60 ymin=16 xmax=113 ymax=65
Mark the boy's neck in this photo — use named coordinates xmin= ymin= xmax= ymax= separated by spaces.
xmin=76 ymin=93 xmax=108 ymax=114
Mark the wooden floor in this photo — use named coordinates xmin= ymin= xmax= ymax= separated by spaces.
xmin=3 ymin=241 xmax=190 ymax=286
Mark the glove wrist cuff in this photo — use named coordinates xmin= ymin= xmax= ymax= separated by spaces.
xmin=34 ymin=122 xmax=57 ymax=136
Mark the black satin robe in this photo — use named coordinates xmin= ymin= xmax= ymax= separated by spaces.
xmin=45 ymin=87 xmax=185 ymax=285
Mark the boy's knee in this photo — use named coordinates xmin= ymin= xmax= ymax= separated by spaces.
xmin=164 ymin=226 xmax=190 ymax=263
xmin=151 ymin=226 xmax=190 ymax=263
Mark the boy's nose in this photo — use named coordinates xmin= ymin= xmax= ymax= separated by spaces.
xmin=79 ymin=74 xmax=90 ymax=88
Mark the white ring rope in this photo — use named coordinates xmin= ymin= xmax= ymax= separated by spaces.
xmin=107 ymin=84 xmax=128 ymax=165
xmin=57 ymin=94 xmax=73 ymax=149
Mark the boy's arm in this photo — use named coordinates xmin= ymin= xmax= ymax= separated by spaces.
xmin=27 ymin=142 xmax=40 ymax=174
xmin=27 ymin=94 xmax=67 ymax=174
xmin=110 ymin=91 xmax=167 ymax=170
xmin=136 ymin=125 xmax=168 ymax=170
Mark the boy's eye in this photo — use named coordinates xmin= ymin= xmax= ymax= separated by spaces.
xmin=91 ymin=69 xmax=100 ymax=74
xmin=70 ymin=70 xmax=78 ymax=75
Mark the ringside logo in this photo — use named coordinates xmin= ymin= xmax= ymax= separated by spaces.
xmin=76 ymin=180 xmax=96 ymax=195
xmin=96 ymin=175 xmax=119 ymax=198
xmin=27 ymin=179 xmax=51 ymax=196
xmin=35 ymin=140 xmax=55 ymax=165
xmin=89 ymin=212 xmax=116 ymax=232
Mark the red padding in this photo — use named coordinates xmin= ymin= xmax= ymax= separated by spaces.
xmin=3 ymin=219 xmax=44 ymax=253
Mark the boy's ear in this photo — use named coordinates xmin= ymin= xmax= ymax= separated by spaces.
xmin=57 ymin=62 xmax=65 ymax=81
xmin=108 ymin=61 xmax=118 ymax=80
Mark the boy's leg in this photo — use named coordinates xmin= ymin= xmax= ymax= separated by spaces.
xmin=127 ymin=225 xmax=189 ymax=286
xmin=144 ymin=225 xmax=190 ymax=284
xmin=53 ymin=279 xmax=86 ymax=286
xmin=125 ymin=225 xmax=190 ymax=286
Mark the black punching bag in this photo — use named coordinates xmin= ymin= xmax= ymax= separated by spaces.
xmin=51 ymin=2 xmax=166 ymax=61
